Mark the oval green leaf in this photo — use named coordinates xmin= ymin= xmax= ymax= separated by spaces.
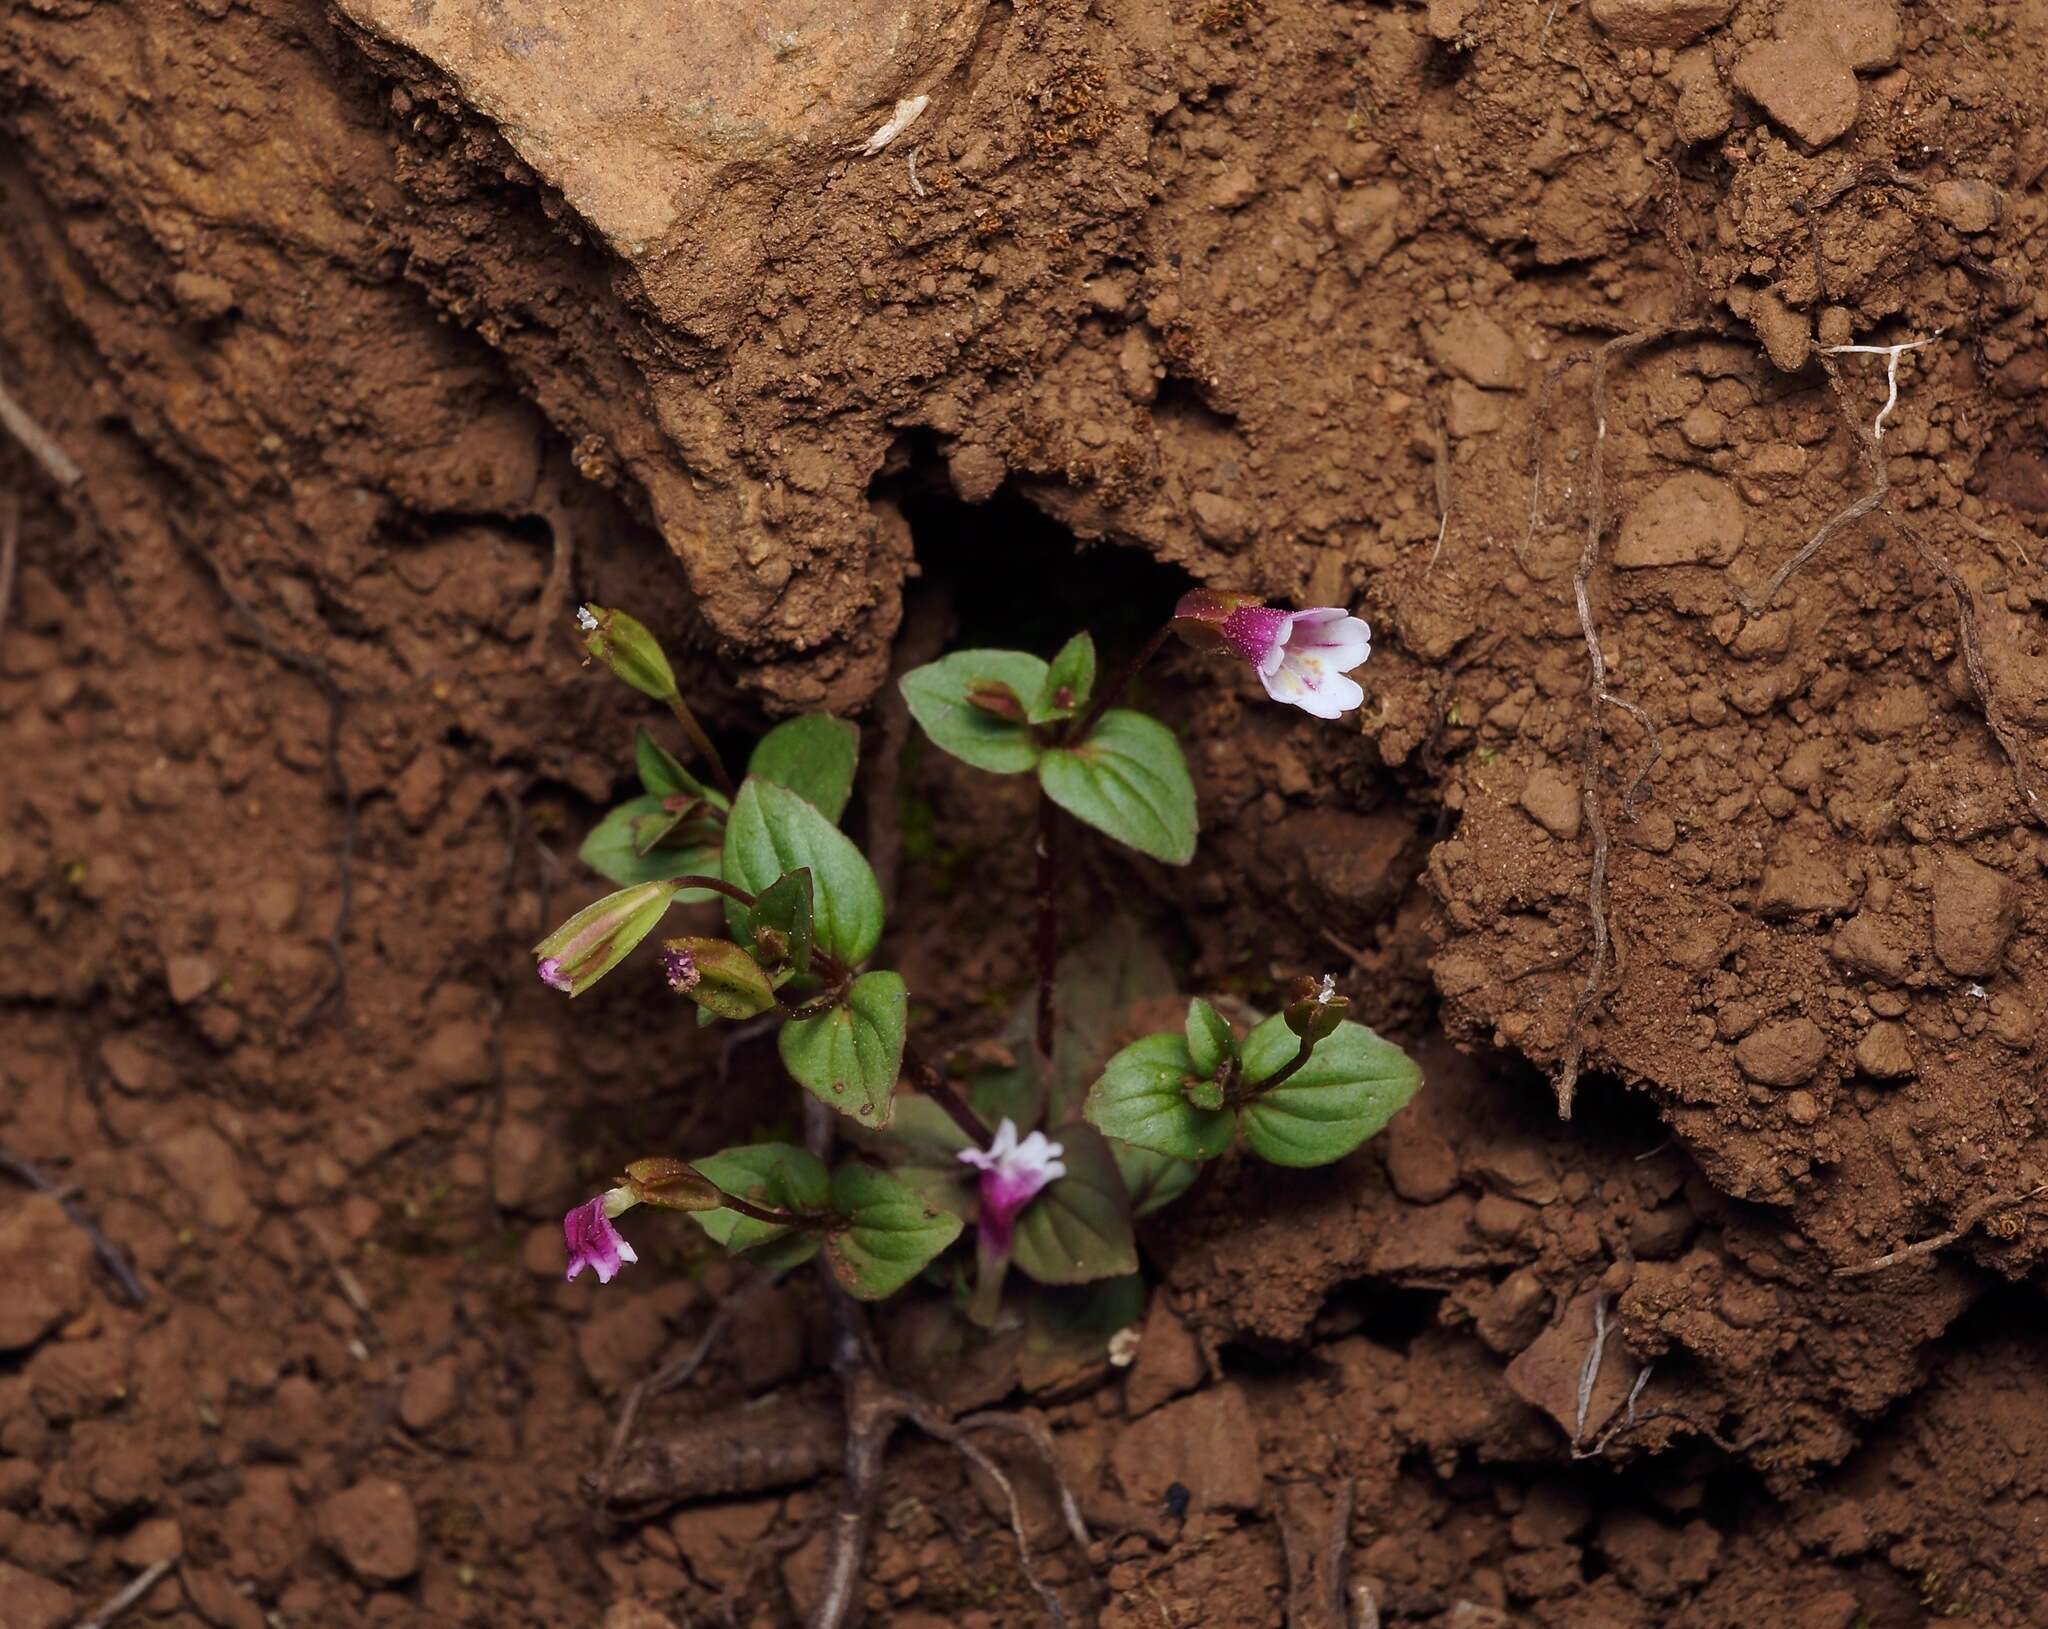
xmin=1037 ymin=709 xmax=1197 ymax=865
xmin=721 ymin=778 xmax=883 ymax=964
xmin=1083 ymin=1032 xmax=1233 ymax=1160
xmin=1238 ymin=1014 xmax=1423 ymax=1168
xmin=748 ymin=715 xmax=860 ymax=823
xmin=581 ymin=795 xmax=725 ymax=893
xmin=899 ymin=649 xmax=1052 ymax=774
xmin=778 ymin=971 xmax=907 ymax=1128
xmin=1010 ymin=1125 xmax=1138 ymax=1286
xmin=1111 ymin=1139 xmax=1200 ymax=1217
xmin=827 ymin=1161 xmax=965 ymax=1300
xmin=688 ymin=1144 xmax=829 ymax=1271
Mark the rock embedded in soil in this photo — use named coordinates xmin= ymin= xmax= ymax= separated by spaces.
xmin=1932 ymin=852 xmax=2017 ymax=976
xmin=1612 ymin=472 xmax=1744 ymax=568
xmin=0 ymin=1561 xmax=74 ymax=1629
xmin=153 ymin=1125 xmax=256 ymax=1231
xmin=1929 ymin=180 xmax=2001 ymax=236
xmin=1748 ymin=288 xmax=1812 ymax=375
xmin=1756 ymin=848 xmax=1857 ymax=917
xmin=1190 ymin=490 xmax=1254 ymax=549
xmin=1518 ymin=766 xmax=1583 ymax=841
xmin=1853 ymin=1021 xmax=1915 ymax=1080
xmin=1112 ymin=1384 xmax=1264 ymax=1513
xmin=0 ymin=1196 xmax=99 ymax=1353
xmin=398 ymin=1357 xmax=460 ymax=1433
xmin=1832 ymin=912 xmax=1912 ymax=983
xmin=1384 ymin=1114 xmax=1460 ymax=1204
xmin=1734 ymin=1018 xmax=1829 ymax=1087
xmin=1732 ymin=36 xmax=1860 ymax=150
xmin=318 ymin=1477 xmax=421 ymax=1583
xmin=1126 ymin=1295 xmax=1205 ymax=1417
xmin=1421 ymin=309 xmax=1524 ymax=390
xmin=1505 ymin=1292 xmax=1637 ymax=1437
xmin=1780 ymin=0 xmax=1901 ymax=71
xmin=1586 ymin=0 xmax=1733 ymax=47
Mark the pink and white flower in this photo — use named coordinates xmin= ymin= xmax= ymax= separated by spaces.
xmin=563 ymin=1188 xmax=639 ymax=1284
xmin=1217 ymin=604 xmax=1372 ymax=719
xmin=957 ymin=1119 xmax=1066 ymax=1255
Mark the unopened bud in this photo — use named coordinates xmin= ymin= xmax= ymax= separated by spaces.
xmin=966 ymin=679 xmax=1028 ymax=722
xmin=579 ymin=603 xmax=679 ymax=702
xmin=624 ymin=1158 xmax=724 ymax=1212
xmin=662 ymin=936 xmax=779 ymax=1020
xmin=1169 ymin=588 xmax=1265 ymax=651
xmin=532 ymin=881 xmax=678 ymax=997
xmin=1283 ymin=973 xmax=1348 ymax=1042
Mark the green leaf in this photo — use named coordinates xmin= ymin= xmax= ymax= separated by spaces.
xmin=581 ymin=796 xmax=724 ymax=893
xmin=1037 ymin=709 xmax=1197 ymax=865
xmin=1020 ymin=1275 xmax=1144 ymax=1393
xmin=1238 ymin=1015 xmax=1423 ymax=1168
xmin=1035 ymin=632 xmax=1097 ymax=723
xmin=778 ymin=971 xmax=907 ymax=1128
xmin=688 ymin=1144 xmax=828 ymax=1271
xmin=1184 ymin=998 xmax=1237 ymax=1079
xmin=899 ymin=650 xmax=1052 ymax=774
xmin=748 ymin=869 xmax=815 ymax=975
xmin=748 ymin=716 xmax=861 ymax=823
xmin=1084 ymin=1032 xmax=1234 ymax=1161
xmin=826 ymin=1162 xmax=965 ymax=1300
xmin=635 ymin=728 xmax=714 ymax=802
xmin=1010 ymin=1125 xmax=1137 ymax=1285
xmin=722 ymin=778 xmax=883 ymax=964
xmin=1112 ymin=1140 xmax=1200 ymax=1216
xmin=1045 ymin=919 xmax=1178 ymax=1123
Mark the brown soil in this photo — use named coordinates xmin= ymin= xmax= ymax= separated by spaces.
xmin=5 ymin=0 xmax=2048 ymax=1626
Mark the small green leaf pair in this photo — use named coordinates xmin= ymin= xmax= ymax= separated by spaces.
xmin=900 ymin=637 xmax=1197 ymax=866
xmin=689 ymin=1144 xmax=962 ymax=1300
xmin=1086 ymin=1002 xmax=1420 ymax=1168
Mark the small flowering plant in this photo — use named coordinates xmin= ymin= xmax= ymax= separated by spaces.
xmin=540 ymin=596 xmax=1418 ymax=1327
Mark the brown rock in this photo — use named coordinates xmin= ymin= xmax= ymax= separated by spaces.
xmin=1853 ymin=1021 xmax=1914 ymax=1080
xmin=1757 ymin=850 xmax=1857 ymax=917
xmin=0 ymin=1196 xmax=98 ymax=1353
xmin=490 ymin=1117 xmax=571 ymax=1214
xmin=165 ymin=953 xmax=218 ymax=1005
xmin=1733 ymin=37 xmax=1860 ymax=149
xmin=1734 ymin=1018 xmax=1828 ymax=1087
xmin=1126 ymin=1296 xmax=1204 ymax=1416
xmin=1932 ymin=852 xmax=2017 ymax=976
xmin=1112 ymin=1384 xmax=1264 ymax=1513
xmin=603 ymin=1604 xmax=682 ymax=1629
xmin=1505 ymin=1292 xmax=1637 ymax=1436
xmin=185 ymin=1568 xmax=265 ymax=1629
xmin=154 ymin=1125 xmax=256 ymax=1231
xmin=1782 ymin=1089 xmax=1823 ymax=1126
xmin=1629 ymin=1202 xmax=1695 ymax=1259
xmin=418 ymin=1019 xmax=493 ymax=1091
xmin=398 ymin=1358 xmax=460 ymax=1433
xmin=1466 ymin=1144 xmax=1559 ymax=1204
xmin=1780 ymin=0 xmax=1900 ymax=70
xmin=1384 ymin=1114 xmax=1459 ymax=1205
xmin=1190 ymin=491 xmax=1254 ymax=549
xmin=577 ymin=1296 xmax=670 ymax=1393
xmin=1832 ymin=912 xmax=1911 ymax=983
xmin=1206 ymin=164 xmax=1260 ymax=210
xmin=1476 ymin=1268 xmax=1551 ymax=1354
xmin=0 ymin=1561 xmax=76 ymax=1629
xmin=1333 ymin=182 xmax=1403 ymax=276
xmin=947 ymin=443 xmax=1005 ymax=503
xmin=671 ymin=1499 xmax=778 ymax=1590
xmin=1613 ymin=472 xmax=1744 ymax=568
xmin=1519 ymin=766 xmax=1583 ymax=840
xmin=1586 ymin=0 xmax=1732 ymax=47
xmin=1671 ymin=49 xmax=1735 ymax=142
xmin=1749 ymin=289 xmax=1812 ymax=374
xmin=318 ymin=1477 xmax=421 ymax=1583
xmin=1421 ymin=309 xmax=1524 ymax=389
xmin=1445 ymin=379 xmax=1505 ymax=437
xmin=1930 ymin=180 xmax=2001 ymax=235
xmin=118 ymin=1515 xmax=185 ymax=1568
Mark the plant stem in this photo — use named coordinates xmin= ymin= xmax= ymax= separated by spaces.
xmin=1237 ymin=1031 xmax=1317 ymax=1103
xmin=714 ymin=1190 xmax=815 ymax=1228
xmin=668 ymin=874 xmax=756 ymax=910
xmin=1069 ymin=621 xmax=1171 ymax=741
xmin=902 ymin=1039 xmax=992 ymax=1145
xmin=665 ymin=695 xmax=738 ymax=800
xmin=1033 ymin=791 xmax=1059 ymax=1067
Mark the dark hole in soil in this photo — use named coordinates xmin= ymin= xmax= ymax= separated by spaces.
xmin=874 ymin=429 xmax=1195 ymax=662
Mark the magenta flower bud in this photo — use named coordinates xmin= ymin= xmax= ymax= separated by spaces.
xmin=537 ymin=957 xmax=572 ymax=992
xmin=661 ymin=945 xmax=700 ymax=993
xmin=563 ymin=1187 xmax=639 ymax=1285
xmin=956 ymin=1118 xmax=1066 ymax=1256
xmin=530 ymin=881 xmax=677 ymax=997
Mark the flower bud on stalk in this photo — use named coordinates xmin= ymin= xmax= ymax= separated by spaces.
xmin=1284 ymin=974 xmax=1349 ymax=1043
xmin=622 ymin=1158 xmax=724 ymax=1212
xmin=577 ymin=603 xmax=678 ymax=702
xmin=660 ymin=936 xmax=780 ymax=1019
xmin=532 ymin=881 xmax=678 ymax=996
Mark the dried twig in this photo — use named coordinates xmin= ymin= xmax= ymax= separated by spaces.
xmin=69 ymin=1559 xmax=174 ymax=1629
xmin=595 ymin=1274 xmax=768 ymax=1505
xmin=1281 ymin=1479 xmax=1356 ymax=1629
xmin=1835 ymin=1185 xmax=2046 ymax=1278
xmin=0 ymin=372 xmax=84 ymax=491
xmin=0 ymin=492 xmax=19 ymax=650
xmin=1552 ymin=326 xmax=1704 ymax=1117
xmin=0 ymin=1149 xmax=148 ymax=1305
xmin=1572 ymin=1292 xmax=1614 ymax=1444
xmin=1424 ymin=408 xmax=1450 ymax=576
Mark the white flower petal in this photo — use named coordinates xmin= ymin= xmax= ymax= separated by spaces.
xmin=1260 ymin=661 xmax=1309 ymax=705
xmin=615 ymin=1236 xmax=639 ymax=1265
